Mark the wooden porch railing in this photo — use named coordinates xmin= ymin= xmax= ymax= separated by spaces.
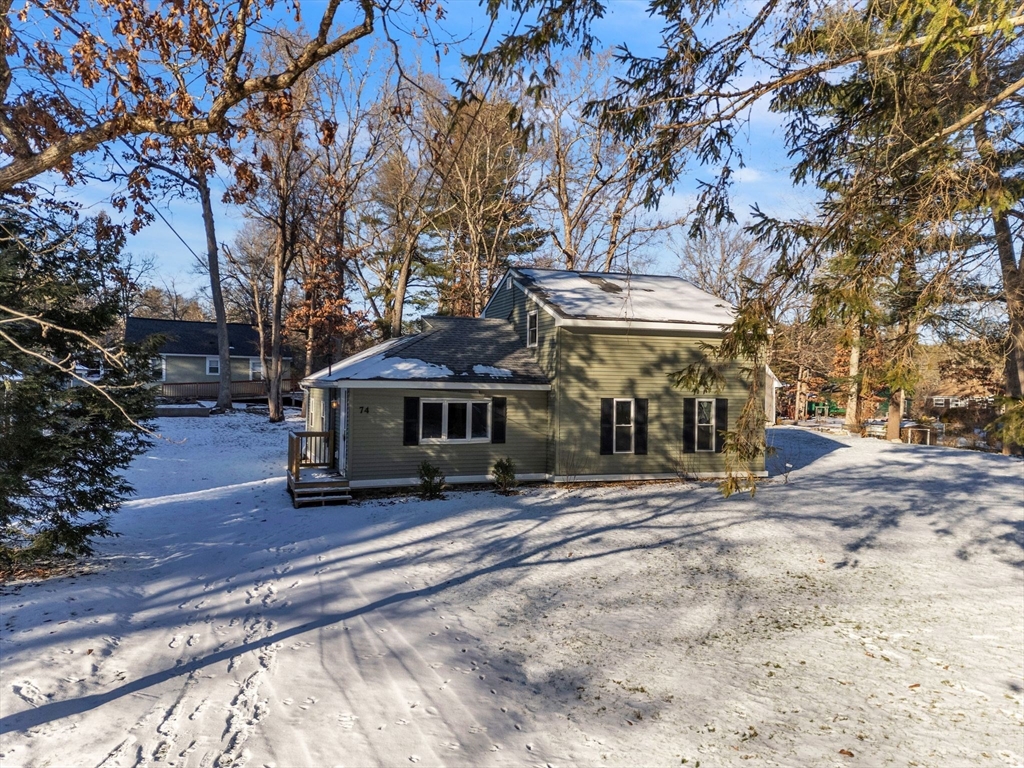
xmin=160 ymin=380 xmax=291 ymax=399
xmin=287 ymin=430 xmax=334 ymax=482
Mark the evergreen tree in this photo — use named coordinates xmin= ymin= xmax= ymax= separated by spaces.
xmin=0 ymin=203 xmax=155 ymax=560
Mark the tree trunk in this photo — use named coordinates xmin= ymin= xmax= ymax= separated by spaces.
xmin=197 ymin=173 xmax=232 ymax=411
xmin=390 ymin=241 xmax=415 ymax=338
xmin=974 ymin=104 xmax=1024 ymax=401
xmin=795 ymin=364 xmax=807 ymax=420
xmin=994 ymin=207 xmax=1024 ymax=400
xmin=267 ymin=234 xmax=288 ymax=423
xmin=886 ymin=389 xmax=903 ymax=441
xmin=844 ymin=321 xmax=861 ymax=432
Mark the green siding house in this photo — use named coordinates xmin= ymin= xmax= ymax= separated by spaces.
xmin=290 ymin=268 xmax=765 ymax=503
xmin=125 ymin=317 xmax=291 ymax=399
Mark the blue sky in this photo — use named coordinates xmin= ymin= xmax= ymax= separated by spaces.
xmin=63 ymin=0 xmax=817 ymax=293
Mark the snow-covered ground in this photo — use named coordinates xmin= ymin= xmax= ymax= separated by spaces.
xmin=1 ymin=414 xmax=1022 ymax=767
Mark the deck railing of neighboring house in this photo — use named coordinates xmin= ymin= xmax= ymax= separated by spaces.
xmin=159 ymin=380 xmax=291 ymax=399
xmin=287 ymin=430 xmax=334 ymax=482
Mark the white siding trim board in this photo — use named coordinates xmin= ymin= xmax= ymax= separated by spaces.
xmin=350 ymin=473 xmax=549 ymax=489
xmin=348 ymin=469 xmax=767 ymax=490
xmin=300 ymin=379 xmax=551 ymax=391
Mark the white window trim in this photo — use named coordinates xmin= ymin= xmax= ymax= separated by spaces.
xmin=695 ymin=397 xmax=716 ymax=452
xmin=420 ymin=398 xmax=491 ymax=444
xmin=159 ymin=356 xmax=166 ymax=382
xmin=526 ymin=311 xmax=539 ymax=348
xmin=613 ymin=398 xmax=634 ymax=454
xmin=249 ymin=358 xmax=263 ymax=380
xmin=206 ymin=356 xmax=220 ymax=376
xmin=506 ymin=275 xmax=513 ymax=290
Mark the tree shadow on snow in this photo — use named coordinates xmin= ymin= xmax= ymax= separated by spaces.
xmin=1 ymin=428 xmax=1021 ymax=741
xmin=765 ymin=427 xmax=847 ymax=475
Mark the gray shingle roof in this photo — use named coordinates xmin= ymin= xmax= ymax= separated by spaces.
xmin=124 ymin=317 xmax=279 ymax=357
xmin=304 ymin=316 xmax=548 ymax=386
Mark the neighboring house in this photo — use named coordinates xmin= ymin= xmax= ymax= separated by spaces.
xmin=928 ymin=381 xmax=1000 ymax=412
xmin=291 ymin=268 xmax=766 ymax=503
xmin=124 ymin=317 xmax=291 ymax=399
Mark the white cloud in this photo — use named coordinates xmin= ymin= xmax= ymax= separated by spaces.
xmin=733 ymin=167 xmax=765 ymax=183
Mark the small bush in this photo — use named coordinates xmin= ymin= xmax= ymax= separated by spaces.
xmin=492 ymin=457 xmax=518 ymax=495
xmin=417 ymin=461 xmax=445 ymax=500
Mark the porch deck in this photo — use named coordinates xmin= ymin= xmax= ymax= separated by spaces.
xmin=286 ymin=430 xmax=350 ymax=507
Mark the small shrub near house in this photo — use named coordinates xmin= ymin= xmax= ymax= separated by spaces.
xmin=492 ymin=457 xmax=518 ymax=495
xmin=417 ymin=461 xmax=445 ymax=500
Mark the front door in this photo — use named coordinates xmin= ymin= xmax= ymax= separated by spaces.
xmin=332 ymin=389 xmax=348 ymax=477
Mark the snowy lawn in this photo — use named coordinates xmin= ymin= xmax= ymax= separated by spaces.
xmin=1 ymin=414 xmax=1022 ymax=768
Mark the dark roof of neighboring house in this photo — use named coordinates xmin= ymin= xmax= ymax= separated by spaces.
xmin=506 ymin=267 xmax=735 ymax=326
xmin=304 ymin=316 xmax=548 ymax=387
xmin=124 ymin=317 xmax=279 ymax=357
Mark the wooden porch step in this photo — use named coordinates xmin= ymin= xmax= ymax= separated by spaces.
xmin=288 ymin=475 xmax=351 ymax=507
xmin=292 ymin=492 xmax=352 ymax=508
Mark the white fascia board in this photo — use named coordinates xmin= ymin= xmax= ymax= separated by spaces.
xmin=350 ymin=473 xmax=549 ymax=489
xmin=550 ymin=471 xmax=768 ymax=482
xmin=513 ymin=281 xmax=566 ymax=323
xmin=163 ymin=353 xmax=292 ymax=360
xmin=299 ymin=379 xmax=550 ymax=391
xmin=556 ymin=318 xmax=728 ymax=334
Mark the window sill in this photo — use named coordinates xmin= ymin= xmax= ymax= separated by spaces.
xmin=419 ymin=437 xmax=493 ymax=445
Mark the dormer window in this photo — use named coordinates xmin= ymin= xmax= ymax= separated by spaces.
xmin=527 ymin=311 xmax=538 ymax=348
xmin=506 ymin=275 xmax=513 ymax=290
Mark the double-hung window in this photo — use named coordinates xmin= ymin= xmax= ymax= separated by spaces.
xmin=683 ymin=397 xmax=727 ymax=454
xmin=152 ymin=357 xmax=166 ymax=382
xmin=613 ymin=399 xmax=634 ymax=453
xmin=249 ymin=359 xmax=263 ymax=380
xmin=526 ymin=311 xmax=539 ymax=348
xmin=206 ymin=356 xmax=220 ymax=376
xmin=696 ymin=398 xmax=715 ymax=451
xmin=600 ymin=397 xmax=648 ymax=456
xmin=420 ymin=399 xmax=491 ymax=442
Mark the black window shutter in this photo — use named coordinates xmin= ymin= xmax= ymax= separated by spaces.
xmin=403 ymin=397 xmax=419 ymax=446
xmin=682 ymin=397 xmax=696 ymax=454
xmin=634 ymin=398 xmax=648 ymax=455
xmin=600 ymin=398 xmax=613 ymax=455
xmin=715 ymin=398 xmax=729 ymax=453
xmin=491 ymin=397 xmax=506 ymax=444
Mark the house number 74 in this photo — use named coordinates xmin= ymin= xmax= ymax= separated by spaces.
xmin=359 ymin=406 xmax=371 ymax=414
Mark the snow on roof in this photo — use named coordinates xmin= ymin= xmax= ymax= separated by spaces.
xmin=513 ymin=268 xmax=735 ymax=327
xmin=472 ymin=364 xmax=513 ymax=378
xmin=348 ymin=356 xmax=454 ymax=380
xmin=304 ymin=317 xmax=548 ymax=387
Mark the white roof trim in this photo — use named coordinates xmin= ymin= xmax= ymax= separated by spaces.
xmin=515 ymin=280 xmax=570 ymax=323
xmin=557 ymin=318 xmax=728 ymax=333
xmin=302 ymin=379 xmax=550 ymax=391
xmin=162 ymin=352 xmax=289 ymax=360
xmin=478 ymin=268 xmax=562 ymax=323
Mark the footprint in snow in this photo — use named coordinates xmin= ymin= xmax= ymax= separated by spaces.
xmin=337 ymin=714 xmax=358 ymax=730
xmin=13 ymin=682 xmax=47 ymax=705
xmin=187 ymin=634 xmax=200 ymax=647
xmin=409 ymin=757 xmax=420 ymax=763
xmin=441 ymin=742 xmax=461 ymax=751
xmin=169 ymin=635 xmax=182 ymax=649
xmin=396 ymin=718 xmax=410 ymax=725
